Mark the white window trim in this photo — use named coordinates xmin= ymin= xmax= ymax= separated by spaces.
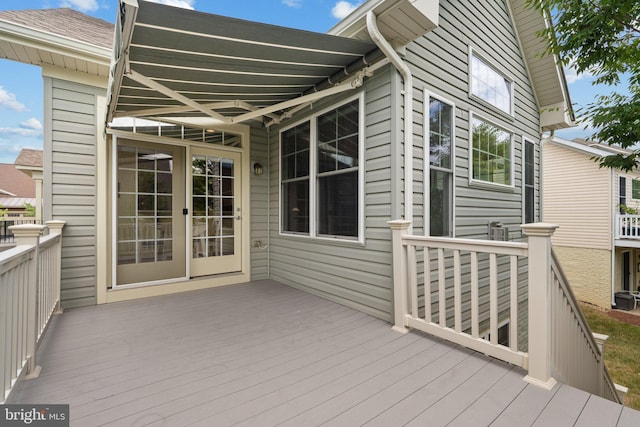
xmin=468 ymin=47 xmax=515 ymax=118
xmin=278 ymin=93 xmax=365 ymax=244
xmin=424 ymin=89 xmax=456 ymax=237
xmin=522 ymin=136 xmax=537 ymax=224
xmin=468 ymin=112 xmax=515 ymax=190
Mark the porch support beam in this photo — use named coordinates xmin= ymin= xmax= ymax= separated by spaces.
xmin=114 ymin=100 xmax=280 ymax=121
xmin=231 ymin=73 xmax=365 ymax=124
xmin=126 ymin=69 xmax=231 ymax=123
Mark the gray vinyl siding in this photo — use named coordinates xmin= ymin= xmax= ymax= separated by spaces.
xmin=44 ymin=77 xmax=102 ymax=309
xmin=405 ymin=0 xmax=539 ymax=343
xmin=267 ymin=0 xmax=540 ymax=323
xmin=410 ymin=0 xmax=541 ymax=241
xmin=268 ymin=68 xmax=397 ymax=321
xmin=250 ymin=126 xmax=269 ymax=279
xmin=406 ymin=0 xmax=540 ymax=240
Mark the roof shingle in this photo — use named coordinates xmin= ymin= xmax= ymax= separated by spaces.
xmin=0 ymin=8 xmax=113 ymax=49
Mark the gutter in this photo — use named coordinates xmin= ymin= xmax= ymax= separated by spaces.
xmin=366 ymin=11 xmax=414 ymax=227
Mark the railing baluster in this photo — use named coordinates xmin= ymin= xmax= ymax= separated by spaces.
xmin=407 ymin=244 xmax=418 ymax=318
xmin=424 ymin=247 xmax=431 ymax=322
xmin=489 ymin=253 xmax=498 ymax=345
xmin=453 ymin=249 xmax=461 ymax=332
xmin=509 ymin=255 xmax=518 ymax=351
xmin=438 ymin=248 xmax=446 ymax=327
xmin=470 ymin=251 xmax=479 ymax=338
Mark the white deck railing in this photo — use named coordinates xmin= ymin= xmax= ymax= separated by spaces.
xmin=615 ymin=214 xmax=640 ymax=239
xmin=389 ymin=221 xmax=622 ymax=403
xmin=0 ymin=221 xmax=65 ymax=404
xmin=550 ymin=252 xmax=621 ymax=402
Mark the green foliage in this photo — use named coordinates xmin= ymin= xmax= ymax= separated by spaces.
xmin=23 ymin=203 xmax=35 ymax=217
xmin=619 ymin=204 xmax=639 ymax=214
xmin=527 ymin=0 xmax=640 ymax=171
xmin=0 ymin=204 xmax=6 ymax=218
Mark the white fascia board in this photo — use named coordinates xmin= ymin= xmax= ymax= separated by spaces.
xmin=0 ymin=19 xmax=111 ymax=66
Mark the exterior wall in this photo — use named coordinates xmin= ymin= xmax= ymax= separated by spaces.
xmin=409 ymin=0 xmax=542 ymax=240
xmin=543 ymin=142 xmax=614 ymax=308
xmin=44 ymin=76 xmax=105 ymax=309
xmin=267 ymin=0 xmax=543 ymax=322
xmin=543 ymin=142 xmax=612 ymax=249
xmin=614 ymin=170 xmax=640 ymax=212
xmin=250 ymin=126 xmax=269 ymax=280
xmin=554 ymin=246 xmax=612 ymax=308
xmin=268 ymin=68 xmax=397 ymax=321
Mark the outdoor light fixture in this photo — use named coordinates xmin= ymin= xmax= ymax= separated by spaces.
xmin=253 ymin=162 xmax=263 ymax=176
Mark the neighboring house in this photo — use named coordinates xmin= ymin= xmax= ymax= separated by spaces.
xmin=0 ymin=0 xmax=573 ymax=312
xmin=0 ymin=157 xmax=37 ymax=216
xmin=544 ymin=137 xmax=640 ymax=309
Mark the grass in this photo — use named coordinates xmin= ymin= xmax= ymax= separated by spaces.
xmin=580 ymin=303 xmax=640 ymax=410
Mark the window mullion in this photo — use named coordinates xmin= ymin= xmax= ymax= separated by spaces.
xmin=309 ymin=115 xmax=317 ymax=238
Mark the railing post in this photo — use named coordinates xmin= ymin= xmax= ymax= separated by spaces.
xmin=593 ymin=332 xmax=608 ymax=397
xmin=388 ymin=220 xmax=411 ymax=333
xmin=521 ymin=223 xmax=558 ymax=390
xmin=10 ymin=224 xmax=46 ymax=379
xmin=45 ymin=220 xmax=66 ymax=314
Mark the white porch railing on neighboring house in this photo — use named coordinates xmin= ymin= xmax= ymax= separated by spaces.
xmin=389 ymin=221 xmax=623 ymax=403
xmin=615 ymin=214 xmax=640 ymax=239
xmin=0 ymin=221 xmax=65 ymax=404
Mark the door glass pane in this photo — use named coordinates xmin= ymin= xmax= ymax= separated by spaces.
xmin=192 ymin=155 xmax=235 ymax=258
xmin=117 ymin=145 xmax=175 ymax=265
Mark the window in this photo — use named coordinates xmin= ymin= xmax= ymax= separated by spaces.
xmin=280 ymin=98 xmax=361 ymax=239
xmin=471 ymin=116 xmax=512 ymax=186
xmin=619 ymin=176 xmax=627 ymax=214
xmin=633 ymin=180 xmax=640 ymax=199
xmin=427 ymin=94 xmax=454 ymax=236
xmin=470 ymin=51 xmax=513 ymax=115
xmin=524 ymin=140 xmax=535 ymax=223
xmin=281 ymin=122 xmax=310 ymax=233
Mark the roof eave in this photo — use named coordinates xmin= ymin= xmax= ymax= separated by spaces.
xmin=0 ymin=18 xmax=111 ymax=68
xmin=329 ymin=0 xmax=440 ymax=46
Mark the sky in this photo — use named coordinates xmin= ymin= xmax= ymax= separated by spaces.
xmin=0 ymin=0 xmax=622 ymax=164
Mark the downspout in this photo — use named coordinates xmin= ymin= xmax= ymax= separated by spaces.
xmin=366 ymin=12 xmax=413 ymax=228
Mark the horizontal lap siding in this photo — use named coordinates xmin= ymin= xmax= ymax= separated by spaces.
xmin=410 ymin=0 xmax=541 ymax=241
xmin=543 ymin=143 xmax=611 ymax=249
xmin=268 ymin=69 xmax=395 ymax=321
xmin=46 ymin=78 xmax=102 ymax=309
xmin=250 ymin=127 xmax=269 ymax=279
xmin=405 ymin=0 xmax=539 ymax=344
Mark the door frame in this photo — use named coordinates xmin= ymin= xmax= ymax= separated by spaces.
xmin=106 ymin=124 xmax=251 ymax=298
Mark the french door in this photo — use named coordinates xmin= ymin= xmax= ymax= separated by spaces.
xmin=190 ymin=148 xmax=242 ymax=276
xmin=116 ymin=140 xmax=186 ymax=285
xmin=115 ymin=141 xmax=242 ymax=286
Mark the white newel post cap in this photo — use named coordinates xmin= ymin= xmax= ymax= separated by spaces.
xmin=9 ymin=224 xmax=46 ymax=243
xmin=388 ymin=220 xmax=412 ymax=230
xmin=45 ymin=220 xmax=66 ymax=235
xmin=520 ymin=223 xmax=559 ymax=237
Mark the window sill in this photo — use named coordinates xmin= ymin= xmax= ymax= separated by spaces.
xmin=278 ymin=232 xmax=365 ymax=247
xmin=469 ymin=95 xmax=515 ymax=122
xmin=468 ymin=179 xmax=515 ymax=193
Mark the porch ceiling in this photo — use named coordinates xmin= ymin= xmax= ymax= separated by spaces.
xmin=106 ymin=0 xmax=384 ymax=128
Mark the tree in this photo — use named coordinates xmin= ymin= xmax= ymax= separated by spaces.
xmin=528 ymin=0 xmax=640 ymax=171
xmin=23 ymin=203 xmax=35 ymax=217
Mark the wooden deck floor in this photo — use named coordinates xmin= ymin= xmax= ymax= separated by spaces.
xmin=8 ymin=280 xmax=640 ymax=426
